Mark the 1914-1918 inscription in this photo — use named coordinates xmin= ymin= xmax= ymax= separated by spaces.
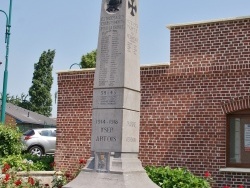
xmin=94 ymin=118 xmax=118 ymax=144
xmin=94 ymin=119 xmax=137 ymax=142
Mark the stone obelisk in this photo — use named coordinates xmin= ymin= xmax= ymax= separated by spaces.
xmin=63 ymin=0 xmax=159 ymax=187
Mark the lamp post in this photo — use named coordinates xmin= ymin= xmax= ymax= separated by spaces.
xmin=0 ymin=0 xmax=13 ymax=123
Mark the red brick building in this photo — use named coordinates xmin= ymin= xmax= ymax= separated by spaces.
xmin=55 ymin=16 xmax=250 ymax=187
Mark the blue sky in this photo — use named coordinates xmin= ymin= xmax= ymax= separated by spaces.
xmin=0 ymin=0 xmax=250 ymax=117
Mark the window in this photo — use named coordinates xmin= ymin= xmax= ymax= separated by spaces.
xmin=227 ymin=110 xmax=250 ymax=167
xmin=40 ymin=130 xmax=50 ymax=137
xmin=23 ymin=129 xmax=35 ymax=137
xmin=51 ymin=130 xmax=56 ymax=137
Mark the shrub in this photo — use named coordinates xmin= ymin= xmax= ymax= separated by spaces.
xmin=22 ymin=153 xmax=54 ymax=171
xmin=145 ymin=166 xmax=211 ymax=188
xmin=0 ymin=154 xmax=54 ymax=171
xmin=0 ymin=125 xmax=23 ymax=157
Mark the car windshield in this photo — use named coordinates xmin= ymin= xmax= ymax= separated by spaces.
xmin=23 ymin=129 xmax=35 ymax=136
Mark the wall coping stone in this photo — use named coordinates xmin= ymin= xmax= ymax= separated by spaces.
xmin=57 ymin=63 xmax=170 ymax=74
xmin=141 ymin=62 xmax=170 ymax=68
xmin=57 ymin=68 xmax=95 ymax=74
xmin=219 ymin=168 xmax=250 ymax=173
xmin=167 ymin=15 xmax=250 ymax=29
xmin=17 ymin=171 xmax=57 ymax=176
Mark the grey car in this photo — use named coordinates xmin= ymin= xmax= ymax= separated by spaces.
xmin=21 ymin=128 xmax=56 ymax=157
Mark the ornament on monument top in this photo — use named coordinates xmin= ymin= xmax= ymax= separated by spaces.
xmin=106 ymin=0 xmax=122 ymax=13
xmin=128 ymin=0 xmax=137 ymax=16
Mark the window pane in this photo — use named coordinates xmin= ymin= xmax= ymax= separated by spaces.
xmin=229 ymin=115 xmax=250 ymax=165
xmin=41 ymin=130 xmax=49 ymax=136
xmin=51 ymin=130 xmax=56 ymax=137
xmin=229 ymin=118 xmax=241 ymax=163
xmin=245 ymin=124 xmax=250 ymax=151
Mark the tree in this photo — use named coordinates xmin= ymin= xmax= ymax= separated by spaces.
xmin=28 ymin=50 xmax=55 ymax=117
xmin=17 ymin=94 xmax=31 ymax=110
xmin=0 ymin=93 xmax=30 ymax=108
xmin=80 ymin=49 xmax=97 ymax=68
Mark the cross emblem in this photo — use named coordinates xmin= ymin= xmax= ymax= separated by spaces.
xmin=128 ymin=0 xmax=137 ymax=16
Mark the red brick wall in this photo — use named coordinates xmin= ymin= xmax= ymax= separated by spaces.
xmin=55 ymin=17 xmax=250 ymax=187
xmin=55 ymin=70 xmax=94 ymax=172
xmin=170 ymin=19 xmax=250 ymax=69
xmin=5 ymin=114 xmax=16 ymax=125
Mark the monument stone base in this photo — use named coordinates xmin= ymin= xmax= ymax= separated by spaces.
xmin=63 ymin=154 xmax=159 ymax=188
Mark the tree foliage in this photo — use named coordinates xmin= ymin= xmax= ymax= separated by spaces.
xmin=0 ymin=93 xmax=31 ymax=109
xmin=28 ymin=50 xmax=55 ymax=117
xmin=80 ymin=49 xmax=97 ymax=68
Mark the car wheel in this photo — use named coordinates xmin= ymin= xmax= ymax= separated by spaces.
xmin=29 ymin=146 xmax=44 ymax=157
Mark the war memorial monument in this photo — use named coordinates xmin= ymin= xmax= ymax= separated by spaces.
xmin=63 ymin=0 xmax=159 ymax=187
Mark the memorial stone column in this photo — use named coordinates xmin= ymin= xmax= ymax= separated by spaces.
xmin=92 ymin=0 xmax=141 ymax=170
xmin=64 ymin=0 xmax=159 ymax=187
